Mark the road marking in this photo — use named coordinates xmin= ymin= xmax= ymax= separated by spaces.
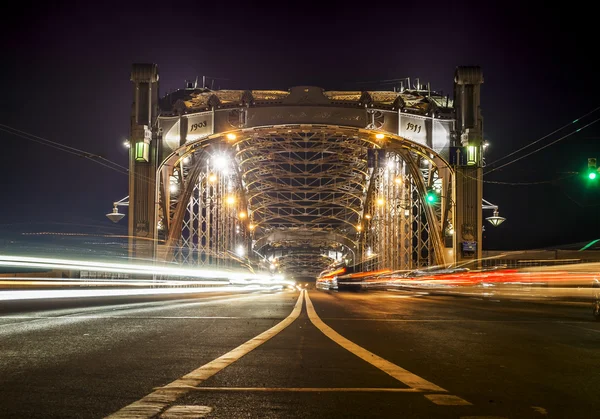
xmin=425 ymin=394 xmax=472 ymax=405
xmin=160 ymin=405 xmax=212 ymax=418
xmin=305 ymin=292 xmax=445 ymax=392
xmin=306 ymin=291 xmax=472 ymax=405
xmin=104 ymin=291 xmax=305 ymax=419
xmin=182 ymin=387 xmax=421 ymax=393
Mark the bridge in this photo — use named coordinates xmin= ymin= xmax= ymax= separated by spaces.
xmin=7 ymin=64 xmax=600 ymax=419
xmin=115 ymin=63 xmax=501 ymax=280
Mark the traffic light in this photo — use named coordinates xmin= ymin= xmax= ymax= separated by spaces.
xmin=425 ymin=187 xmax=438 ymax=204
xmin=588 ymin=158 xmax=598 ymax=180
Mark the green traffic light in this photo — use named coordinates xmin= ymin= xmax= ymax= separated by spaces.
xmin=425 ymin=189 xmax=438 ymax=204
xmin=589 ymin=171 xmax=597 ymax=180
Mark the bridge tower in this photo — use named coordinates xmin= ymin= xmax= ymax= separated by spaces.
xmin=453 ymin=67 xmax=484 ymax=264
xmin=128 ymin=64 xmax=160 ymax=261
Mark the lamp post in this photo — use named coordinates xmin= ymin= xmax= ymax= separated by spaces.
xmin=482 ymin=199 xmax=506 ymax=227
xmin=106 ymin=196 xmax=129 ymax=223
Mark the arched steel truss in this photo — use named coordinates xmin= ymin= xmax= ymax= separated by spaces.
xmin=156 ymin=125 xmax=452 ymax=277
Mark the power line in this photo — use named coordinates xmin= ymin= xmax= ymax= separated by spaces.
xmin=0 ymin=125 xmax=154 ymax=185
xmin=485 ymin=106 xmax=600 ymax=168
xmin=482 ymin=173 xmax=577 ymax=185
xmin=0 ymin=124 xmax=131 ymax=172
xmin=484 ymin=116 xmax=600 ymax=176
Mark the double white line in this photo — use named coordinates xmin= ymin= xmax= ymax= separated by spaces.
xmin=106 ymin=290 xmax=469 ymax=418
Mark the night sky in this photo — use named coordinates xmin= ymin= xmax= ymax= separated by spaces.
xmin=0 ymin=1 xmax=598 ymax=253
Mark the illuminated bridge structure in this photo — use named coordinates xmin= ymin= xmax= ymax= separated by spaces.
xmin=125 ymin=64 xmax=487 ymax=280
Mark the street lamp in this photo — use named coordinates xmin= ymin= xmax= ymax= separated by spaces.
xmin=486 ymin=209 xmax=506 ymax=227
xmin=482 ymin=199 xmax=506 ymax=227
xmin=106 ymin=196 xmax=129 ymax=223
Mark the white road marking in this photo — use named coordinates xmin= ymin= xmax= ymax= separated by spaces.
xmin=160 ymin=405 xmax=212 ymax=418
xmin=184 ymin=387 xmax=421 ymax=392
xmin=104 ymin=291 xmax=305 ymax=419
xmin=425 ymin=394 xmax=472 ymax=405
xmin=306 ymin=291 xmax=472 ymax=405
xmin=305 ymin=292 xmax=445 ymax=392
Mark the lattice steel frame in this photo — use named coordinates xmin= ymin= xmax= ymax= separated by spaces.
xmin=156 ymin=125 xmax=450 ymax=276
xmin=158 ymin=145 xmax=250 ymax=269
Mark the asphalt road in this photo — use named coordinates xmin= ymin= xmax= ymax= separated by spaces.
xmin=0 ymin=288 xmax=599 ymax=418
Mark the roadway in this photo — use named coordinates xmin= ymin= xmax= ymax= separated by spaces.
xmin=0 ymin=288 xmax=599 ymax=418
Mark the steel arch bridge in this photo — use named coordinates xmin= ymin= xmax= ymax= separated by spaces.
xmin=125 ymin=64 xmax=485 ymax=280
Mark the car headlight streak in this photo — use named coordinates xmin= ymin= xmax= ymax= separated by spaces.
xmin=0 ymin=255 xmax=288 ymax=284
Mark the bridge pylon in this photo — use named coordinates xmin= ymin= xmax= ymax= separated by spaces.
xmin=128 ymin=64 xmax=160 ymax=262
xmin=452 ymin=66 xmax=484 ymax=265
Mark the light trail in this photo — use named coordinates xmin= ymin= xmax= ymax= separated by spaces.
xmin=382 ymin=264 xmax=600 ymax=301
xmin=0 ymin=285 xmax=288 ymax=301
xmin=0 ymin=255 xmax=295 ymax=302
xmin=0 ymin=278 xmax=228 ymax=287
xmin=0 ymin=255 xmax=292 ymax=285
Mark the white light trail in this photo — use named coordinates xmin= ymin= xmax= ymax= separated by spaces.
xmin=0 ymin=255 xmax=288 ymax=283
xmin=0 ymin=286 xmax=263 ymax=301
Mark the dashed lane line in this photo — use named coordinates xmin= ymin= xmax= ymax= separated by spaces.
xmin=104 ymin=291 xmax=305 ymax=419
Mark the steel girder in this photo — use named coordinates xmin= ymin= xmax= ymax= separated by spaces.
xmin=156 ymin=125 xmax=449 ymax=277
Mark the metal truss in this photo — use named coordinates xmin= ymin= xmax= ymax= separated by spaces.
xmin=157 ymin=126 xmax=448 ymax=277
xmin=158 ymin=148 xmax=250 ymax=269
xmin=359 ymin=149 xmax=443 ymax=272
xmin=234 ymin=129 xmax=368 ymax=275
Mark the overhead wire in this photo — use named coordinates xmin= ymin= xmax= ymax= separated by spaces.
xmin=481 ymin=173 xmax=578 ymax=185
xmin=484 ymin=105 xmax=600 ymax=168
xmin=0 ymin=124 xmax=155 ymax=184
xmin=483 ymin=116 xmax=600 ymax=176
xmin=0 ymin=124 xmax=130 ymax=172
